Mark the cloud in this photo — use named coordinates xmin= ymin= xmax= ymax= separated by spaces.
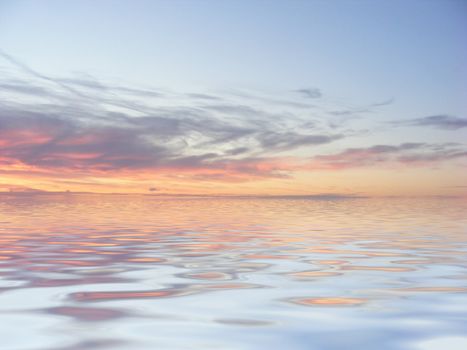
xmin=0 ymin=82 xmax=343 ymax=182
xmin=309 ymin=142 xmax=467 ymax=170
xmin=56 ymin=77 xmax=164 ymax=98
xmin=328 ymin=107 xmax=370 ymax=116
xmin=0 ymin=49 xmax=86 ymax=98
xmin=398 ymin=150 xmax=467 ymax=163
xmin=326 ymin=98 xmax=394 ymax=120
xmin=370 ymin=98 xmax=394 ymax=107
xmin=294 ymin=88 xmax=322 ymax=99
xmin=225 ymin=147 xmax=250 ymax=156
xmin=0 ymin=184 xmax=46 ymax=193
xmin=396 ymin=115 xmax=467 ymax=130
xmin=2 ymin=50 xmax=464 ymax=188
xmin=0 ymin=50 xmax=351 ymax=182
xmin=186 ymin=93 xmax=222 ymax=101
xmin=0 ymin=82 xmax=49 ymax=96
xmin=0 ymin=110 xmax=187 ymax=171
xmin=258 ymin=132 xmax=343 ymax=152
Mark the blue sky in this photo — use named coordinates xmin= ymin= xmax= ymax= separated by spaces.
xmin=0 ymin=0 xmax=466 ymax=195
xmin=1 ymin=0 xmax=465 ymax=99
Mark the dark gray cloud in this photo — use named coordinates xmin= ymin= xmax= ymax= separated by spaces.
xmin=0 ymin=111 xmax=169 ymax=170
xmin=328 ymin=107 xmax=370 ymax=116
xmin=0 ymin=82 xmax=49 ymax=96
xmin=112 ymin=86 xmax=164 ymax=98
xmin=57 ymin=78 xmax=164 ymax=98
xmin=204 ymin=104 xmax=262 ymax=117
xmin=364 ymin=143 xmax=426 ymax=153
xmin=186 ymin=93 xmax=222 ymax=100
xmin=225 ymin=147 xmax=250 ymax=156
xmin=295 ymin=88 xmax=322 ymax=99
xmin=0 ymin=51 xmax=347 ymax=165
xmin=57 ymin=78 xmax=108 ymax=91
xmin=398 ymin=150 xmax=467 ymax=163
xmin=0 ymin=67 xmax=345 ymax=179
xmin=258 ymin=132 xmax=343 ymax=152
xmin=370 ymin=98 xmax=394 ymax=107
xmin=326 ymin=98 xmax=394 ymax=120
xmin=396 ymin=115 xmax=467 ymax=130
xmin=6 ymin=50 xmax=461 ymax=183
xmin=311 ymin=142 xmax=467 ymax=169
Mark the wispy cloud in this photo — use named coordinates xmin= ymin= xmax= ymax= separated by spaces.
xmin=370 ymin=98 xmax=394 ymax=107
xmin=395 ymin=115 xmax=467 ymax=130
xmin=0 ymin=55 xmax=345 ymax=181
xmin=309 ymin=143 xmax=467 ymax=170
xmin=0 ymin=49 xmax=87 ymax=98
xmin=1 ymin=51 xmax=465 ymax=189
xmin=294 ymin=88 xmax=322 ymax=99
xmin=257 ymin=132 xmax=344 ymax=152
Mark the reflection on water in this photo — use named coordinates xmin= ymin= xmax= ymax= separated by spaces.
xmin=0 ymin=195 xmax=466 ymax=350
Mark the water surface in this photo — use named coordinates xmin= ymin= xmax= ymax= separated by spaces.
xmin=0 ymin=195 xmax=466 ymax=350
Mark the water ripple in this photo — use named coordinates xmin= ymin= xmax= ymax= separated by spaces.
xmin=0 ymin=195 xmax=466 ymax=349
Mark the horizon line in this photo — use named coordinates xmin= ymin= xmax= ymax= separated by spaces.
xmin=0 ymin=191 xmax=465 ymax=199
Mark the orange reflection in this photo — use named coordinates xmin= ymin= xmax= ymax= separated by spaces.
xmin=341 ymin=266 xmax=415 ymax=272
xmin=288 ymin=271 xmax=342 ymax=278
xmin=71 ymin=289 xmax=192 ymax=302
xmin=291 ymin=297 xmax=366 ymax=307
xmin=391 ymin=259 xmax=434 ymax=265
xmin=0 ymin=195 xmax=466 ymax=334
xmin=183 ymin=272 xmax=233 ymax=280
xmin=315 ymin=260 xmax=348 ymax=265
xmin=46 ymin=306 xmax=127 ymax=321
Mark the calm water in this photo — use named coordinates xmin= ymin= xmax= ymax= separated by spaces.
xmin=0 ymin=195 xmax=466 ymax=350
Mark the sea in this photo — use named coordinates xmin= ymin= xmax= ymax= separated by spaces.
xmin=0 ymin=194 xmax=466 ymax=350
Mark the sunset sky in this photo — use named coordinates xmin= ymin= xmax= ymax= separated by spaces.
xmin=0 ymin=0 xmax=466 ymax=196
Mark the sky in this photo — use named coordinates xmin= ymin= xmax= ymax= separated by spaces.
xmin=0 ymin=0 xmax=466 ymax=196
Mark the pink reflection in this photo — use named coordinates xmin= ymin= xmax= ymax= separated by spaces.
xmin=46 ymin=306 xmax=127 ymax=321
xmin=71 ymin=289 xmax=195 ymax=302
